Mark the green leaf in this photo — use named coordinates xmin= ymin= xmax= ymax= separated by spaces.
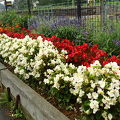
xmin=83 ymin=100 xmax=90 ymax=111
xmin=95 ymin=111 xmax=102 ymax=120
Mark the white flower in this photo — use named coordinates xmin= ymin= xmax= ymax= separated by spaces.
xmin=114 ymin=90 xmax=119 ymax=97
xmin=44 ymin=79 xmax=50 ymax=84
xmin=65 ymin=55 xmax=68 ymax=59
xmin=98 ymin=79 xmax=106 ymax=88
xmin=104 ymin=104 xmax=110 ymax=109
xmin=77 ymin=97 xmax=82 ymax=103
xmin=64 ymin=68 xmax=69 ymax=74
xmin=64 ymin=76 xmax=70 ymax=82
xmin=47 ymin=69 xmax=54 ymax=75
xmin=53 ymin=82 xmax=60 ymax=89
xmin=97 ymin=88 xmax=104 ymax=95
xmin=87 ymin=93 xmax=92 ymax=99
xmin=108 ymin=113 xmax=113 ymax=120
xmin=92 ymin=92 xmax=98 ymax=99
xmin=0 ymin=34 xmax=120 ymax=120
xmin=54 ymin=65 xmax=61 ymax=71
xmin=61 ymin=49 xmax=67 ymax=54
xmin=37 ymin=36 xmax=43 ymax=41
xmin=102 ymin=111 xmax=107 ymax=119
xmin=19 ymin=69 xmax=24 ymax=75
xmin=90 ymin=60 xmax=101 ymax=67
xmin=70 ymin=88 xmax=79 ymax=95
xmin=107 ymin=90 xmax=115 ymax=98
xmin=88 ymin=67 xmax=95 ymax=75
xmin=77 ymin=65 xmax=86 ymax=73
xmin=51 ymin=60 xmax=56 ymax=64
xmin=90 ymin=100 xmax=99 ymax=114
xmin=85 ymin=109 xmax=90 ymax=115
xmin=24 ymin=74 xmax=30 ymax=79
xmin=91 ymin=82 xmax=96 ymax=89
xmin=79 ymin=90 xmax=85 ymax=97
xmin=14 ymin=67 xmax=19 ymax=74
xmin=35 ymin=73 xmax=40 ymax=78
xmin=69 ymin=63 xmax=76 ymax=69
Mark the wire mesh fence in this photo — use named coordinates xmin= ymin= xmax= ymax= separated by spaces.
xmin=23 ymin=0 xmax=120 ymax=32
xmin=1 ymin=0 xmax=120 ymax=34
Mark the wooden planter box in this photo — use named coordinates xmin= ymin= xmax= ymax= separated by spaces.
xmin=0 ymin=63 xmax=69 ymax=120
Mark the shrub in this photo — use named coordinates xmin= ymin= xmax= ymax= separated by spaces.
xmin=0 ymin=11 xmax=29 ymax=29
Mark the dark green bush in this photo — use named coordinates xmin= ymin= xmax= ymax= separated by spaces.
xmin=0 ymin=11 xmax=29 ymax=28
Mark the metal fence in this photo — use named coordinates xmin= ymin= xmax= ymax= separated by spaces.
xmin=4 ymin=0 xmax=120 ymax=32
xmin=27 ymin=1 xmax=119 ymax=31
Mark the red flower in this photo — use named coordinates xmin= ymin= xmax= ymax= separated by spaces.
xmin=102 ymin=61 xmax=109 ymax=66
xmin=1 ymin=26 xmax=120 ymax=67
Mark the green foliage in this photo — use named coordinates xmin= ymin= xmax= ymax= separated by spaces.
xmin=77 ymin=113 xmax=103 ymax=120
xmin=19 ymin=14 xmax=29 ymax=28
xmin=0 ymin=90 xmax=10 ymax=105
xmin=0 ymin=89 xmax=25 ymax=119
xmin=79 ymin=17 xmax=120 ymax=55
xmin=90 ymin=23 xmax=120 ymax=56
xmin=34 ymin=23 xmax=89 ymax=45
xmin=32 ymin=0 xmax=72 ymax=5
xmin=53 ymin=25 xmax=79 ymax=41
xmin=34 ymin=24 xmax=53 ymax=37
xmin=32 ymin=14 xmax=120 ymax=54
xmin=0 ymin=11 xmax=29 ymax=28
xmin=76 ymin=31 xmax=93 ymax=45
xmin=78 ymin=115 xmax=93 ymax=120
xmin=30 ymin=16 xmax=85 ymax=43
xmin=49 ymin=82 xmax=75 ymax=104
xmin=13 ymin=108 xmax=25 ymax=119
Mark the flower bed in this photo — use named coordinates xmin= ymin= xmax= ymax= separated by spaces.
xmin=0 ymin=33 xmax=119 ymax=120
xmin=0 ymin=28 xmax=120 ymax=67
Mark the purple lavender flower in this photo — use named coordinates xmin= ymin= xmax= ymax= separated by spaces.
xmin=113 ymin=40 xmax=120 ymax=46
xmin=29 ymin=15 xmax=83 ymax=31
xmin=50 ymin=16 xmax=81 ymax=29
xmin=29 ymin=17 xmax=41 ymax=29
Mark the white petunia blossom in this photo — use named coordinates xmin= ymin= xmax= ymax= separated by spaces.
xmin=90 ymin=100 xmax=99 ymax=114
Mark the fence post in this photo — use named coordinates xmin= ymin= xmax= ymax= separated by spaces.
xmin=77 ymin=0 xmax=82 ymax=21
xmin=72 ymin=0 xmax=75 ymax=7
xmin=4 ymin=0 xmax=7 ymax=11
xmin=7 ymin=87 xmax=12 ymax=102
xmin=27 ymin=0 xmax=31 ymax=15
xmin=100 ymin=0 xmax=107 ymax=31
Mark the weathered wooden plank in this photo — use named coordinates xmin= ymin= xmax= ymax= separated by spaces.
xmin=0 ymin=63 xmax=69 ymax=120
